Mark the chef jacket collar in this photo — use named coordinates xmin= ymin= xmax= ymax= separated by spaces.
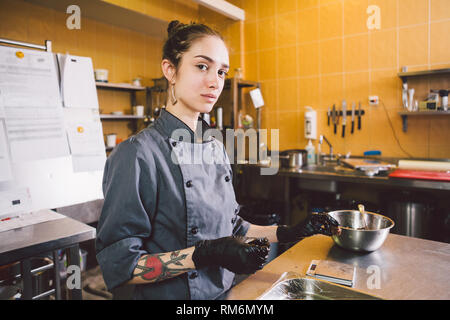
xmin=156 ymin=108 xmax=214 ymax=144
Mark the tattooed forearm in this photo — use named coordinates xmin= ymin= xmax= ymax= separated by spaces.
xmin=131 ymin=248 xmax=195 ymax=284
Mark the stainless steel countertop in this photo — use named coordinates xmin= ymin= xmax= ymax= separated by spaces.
xmin=226 ymin=233 xmax=450 ymax=300
xmin=0 ymin=217 xmax=96 ymax=265
xmin=235 ymin=163 xmax=450 ymax=191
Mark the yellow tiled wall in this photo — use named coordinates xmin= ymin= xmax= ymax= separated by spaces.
xmin=1 ymin=0 xmax=448 ymax=159
xmin=240 ymin=0 xmax=450 ymax=158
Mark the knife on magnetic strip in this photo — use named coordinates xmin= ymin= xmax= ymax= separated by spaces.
xmin=327 ymin=107 xmax=331 ymax=126
xmin=332 ymin=104 xmax=337 ymax=134
xmin=351 ymin=102 xmax=355 ymax=134
xmin=358 ymin=102 xmax=362 ymax=130
xmin=342 ymin=100 xmax=347 ymax=138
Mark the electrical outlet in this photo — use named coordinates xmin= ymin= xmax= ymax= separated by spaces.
xmin=369 ymin=96 xmax=379 ymax=106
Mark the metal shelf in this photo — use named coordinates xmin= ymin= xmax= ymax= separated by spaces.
xmin=397 ymin=68 xmax=450 ymax=132
xmin=398 ymin=68 xmax=450 ymax=81
xmin=95 ymin=82 xmax=146 ymax=91
xmin=398 ymin=110 xmax=450 ymax=132
xmin=100 ymin=114 xmax=146 ymax=120
xmin=96 ymin=82 xmax=150 ymax=136
xmin=398 ymin=110 xmax=450 ymax=116
xmin=224 ymin=78 xmax=259 ymax=90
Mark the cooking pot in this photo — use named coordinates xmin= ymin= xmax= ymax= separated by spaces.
xmin=279 ymin=149 xmax=307 ymax=168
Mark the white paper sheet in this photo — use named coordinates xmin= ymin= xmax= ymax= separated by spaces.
xmin=0 ymin=45 xmax=69 ymax=163
xmin=0 ymin=119 xmax=13 ymax=182
xmin=0 ymin=187 xmax=32 ymax=220
xmin=63 ymin=108 xmax=106 ymax=172
xmin=0 ymin=46 xmax=104 ymax=219
xmin=0 ymin=46 xmax=62 ymax=108
xmin=250 ymin=88 xmax=264 ymax=109
xmin=4 ymin=106 xmax=70 ymax=162
xmin=0 ymin=209 xmax=65 ymax=233
xmin=58 ymin=54 xmax=99 ymax=109
xmin=71 ymin=154 xmax=106 ymax=172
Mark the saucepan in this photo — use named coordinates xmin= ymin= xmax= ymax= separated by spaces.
xmin=279 ymin=149 xmax=307 ymax=169
xmin=328 ymin=210 xmax=395 ymax=252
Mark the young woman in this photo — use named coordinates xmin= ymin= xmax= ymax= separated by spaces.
xmin=95 ymin=21 xmax=339 ymax=300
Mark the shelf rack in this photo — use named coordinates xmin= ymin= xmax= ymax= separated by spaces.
xmin=398 ymin=110 xmax=450 ymax=132
xmin=96 ymin=82 xmax=151 ymax=152
xmin=99 ymin=114 xmax=146 ymax=120
xmin=397 ymin=68 xmax=450 ymax=132
xmin=95 ymin=81 xmax=148 ymax=109
xmin=398 ymin=68 xmax=450 ymax=83
xmin=225 ymin=78 xmax=261 ymax=130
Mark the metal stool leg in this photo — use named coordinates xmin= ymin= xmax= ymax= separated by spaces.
xmin=52 ymin=250 xmax=62 ymax=300
xmin=66 ymin=244 xmax=82 ymax=300
xmin=20 ymin=258 xmax=32 ymax=300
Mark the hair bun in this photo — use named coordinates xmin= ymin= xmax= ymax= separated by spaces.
xmin=167 ymin=20 xmax=185 ymax=37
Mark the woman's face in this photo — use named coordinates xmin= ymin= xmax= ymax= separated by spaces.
xmin=172 ymin=35 xmax=230 ymax=114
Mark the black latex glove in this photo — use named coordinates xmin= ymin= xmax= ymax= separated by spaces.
xmin=192 ymin=236 xmax=270 ymax=274
xmin=276 ymin=213 xmax=340 ymax=243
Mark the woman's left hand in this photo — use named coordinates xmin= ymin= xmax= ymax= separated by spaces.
xmin=276 ymin=213 xmax=341 ymax=243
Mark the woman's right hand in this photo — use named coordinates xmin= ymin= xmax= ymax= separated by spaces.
xmin=192 ymin=236 xmax=270 ymax=274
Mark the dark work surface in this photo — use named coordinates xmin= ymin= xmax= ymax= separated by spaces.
xmin=235 ymin=163 xmax=450 ymax=191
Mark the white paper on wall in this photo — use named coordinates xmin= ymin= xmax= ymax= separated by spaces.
xmin=0 ymin=119 xmax=13 ymax=182
xmin=0 ymin=46 xmax=62 ymax=108
xmin=0 ymin=45 xmax=104 ymax=221
xmin=63 ymin=108 xmax=106 ymax=172
xmin=58 ymin=54 xmax=99 ymax=109
xmin=4 ymin=106 xmax=70 ymax=163
xmin=249 ymin=88 xmax=264 ymax=109
xmin=0 ymin=187 xmax=32 ymax=220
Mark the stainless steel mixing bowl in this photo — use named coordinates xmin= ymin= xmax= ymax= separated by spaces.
xmin=328 ymin=210 xmax=395 ymax=252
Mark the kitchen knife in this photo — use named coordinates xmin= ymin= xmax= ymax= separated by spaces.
xmin=327 ymin=107 xmax=331 ymax=126
xmin=358 ymin=102 xmax=362 ymax=130
xmin=332 ymin=104 xmax=337 ymax=134
xmin=342 ymin=100 xmax=347 ymax=138
xmin=351 ymin=102 xmax=355 ymax=134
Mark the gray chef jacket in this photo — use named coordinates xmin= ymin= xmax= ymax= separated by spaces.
xmin=95 ymin=109 xmax=250 ymax=300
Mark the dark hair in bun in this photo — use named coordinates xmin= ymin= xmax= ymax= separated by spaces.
xmin=163 ymin=20 xmax=223 ymax=69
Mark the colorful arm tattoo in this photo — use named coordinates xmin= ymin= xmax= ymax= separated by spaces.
xmin=134 ymin=251 xmax=191 ymax=283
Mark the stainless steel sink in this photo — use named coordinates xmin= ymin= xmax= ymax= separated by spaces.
xmin=258 ymin=275 xmax=381 ymax=300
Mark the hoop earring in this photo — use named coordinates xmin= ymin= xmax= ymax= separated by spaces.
xmin=171 ymin=84 xmax=178 ymax=105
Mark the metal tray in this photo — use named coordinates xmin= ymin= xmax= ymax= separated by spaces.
xmin=341 ymin=158 xmax=395 ymax=170
xmin=258 ymin=272 xmax=381 ymax=300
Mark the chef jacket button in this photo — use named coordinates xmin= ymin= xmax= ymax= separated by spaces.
xmin=235 ymin=208 xmax=239 ymax=214
xmin=189 ymin=272 xmax=198 ymax=279
xmin=171 ymin=141 xmax=177 ymax=147
xmin=225 ymin=176 xmax=230 ymax=182
xmin=231 ymin=217 xmax=236 ymax=224
xmin=186 ymin=180 xmax=193 ymax=188
xmin=191 ymin=226 xmax=198 ymax=234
